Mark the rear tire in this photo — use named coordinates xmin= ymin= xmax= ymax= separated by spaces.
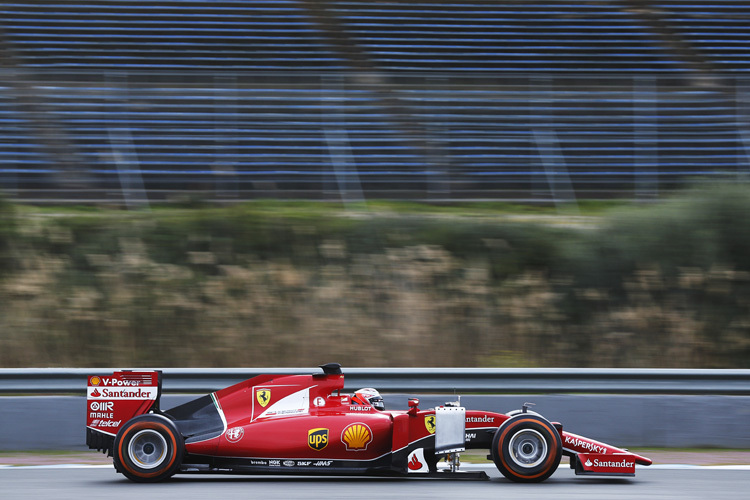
xmin=113 ymin=414 xmax=184 ymax=483
xmin=491 ymin=414 xmax=561 ymax=483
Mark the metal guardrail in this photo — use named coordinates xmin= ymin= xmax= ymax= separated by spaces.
xmin=1 ymin=368 xmax=750 ymax=395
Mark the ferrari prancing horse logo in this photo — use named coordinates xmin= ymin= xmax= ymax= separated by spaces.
xmin=425 ymin=415 xmax=436 ymax=434
xmin=256 ymin=388 xmax=271 ymax=407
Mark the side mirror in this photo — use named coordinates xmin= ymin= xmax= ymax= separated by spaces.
xmin=408 ymin=398 xmax=420 ymax=415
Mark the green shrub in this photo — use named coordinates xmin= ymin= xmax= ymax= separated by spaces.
xmin=1 ymin=186 xmax=750 ymax=368
xmin=0 ymin=194 xmax=16 ymax=273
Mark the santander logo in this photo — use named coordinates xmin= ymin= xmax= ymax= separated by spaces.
xmin=408 ymin=455 xmax=424 ymax=471
xmin=90 ymin=388 xmax=101 ymax=397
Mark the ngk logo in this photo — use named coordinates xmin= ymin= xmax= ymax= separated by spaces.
xmin=90 ymin=401 xmax=114 ymax=411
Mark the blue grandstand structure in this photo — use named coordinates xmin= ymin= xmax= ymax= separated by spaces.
xmin=0 ymin=0 xmax=748 ymax=204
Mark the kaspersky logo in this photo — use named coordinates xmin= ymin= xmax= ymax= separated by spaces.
xmin=308 ymin=428 xmax=329 ymax=451
xmin=564 ymin=435 xmax=608 ymax=454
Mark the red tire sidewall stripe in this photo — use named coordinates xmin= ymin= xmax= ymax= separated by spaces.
xmin=497 ymin=418 xmax=559 ymax=480
xmin=117 ymin=420 xmax=178 ymax=479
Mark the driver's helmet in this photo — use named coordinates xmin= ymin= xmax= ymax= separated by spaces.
xmin=351 ymin=388 xmax=385 ymax=411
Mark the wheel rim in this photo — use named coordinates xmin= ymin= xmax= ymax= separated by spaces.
xmin=128 ymin=429 xmax=168 ymax=469
xmin=507 ymin=428 xmax=547 ymax=468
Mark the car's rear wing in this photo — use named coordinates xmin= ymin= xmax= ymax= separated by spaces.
xmin=86 ymin=370 xmax=162 ymax=455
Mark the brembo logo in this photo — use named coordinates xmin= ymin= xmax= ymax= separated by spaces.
xmin=564 ymin=435 xmax=608 ymax=454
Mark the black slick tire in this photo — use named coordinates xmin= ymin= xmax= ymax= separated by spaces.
xmin=113 ymin=414 xmax=184 ymax=483
xmin=491 ymin=414 xmax=562 ymax=483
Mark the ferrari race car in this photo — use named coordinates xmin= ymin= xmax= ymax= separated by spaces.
xmin=86 ymin=363 xmax=651 ymax=483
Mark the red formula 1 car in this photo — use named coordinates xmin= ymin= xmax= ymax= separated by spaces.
xmin=85 ymin=363 xmax=651 ymax=483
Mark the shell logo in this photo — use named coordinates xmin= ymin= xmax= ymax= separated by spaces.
xmin=341 ymin=423 xmax=373 ymax=451
xmin=90 ymin=376 xmax=101 ymax=386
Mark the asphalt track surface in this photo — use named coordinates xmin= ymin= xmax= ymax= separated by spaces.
xmin=2 ymin=465 xmax=748 ymax=500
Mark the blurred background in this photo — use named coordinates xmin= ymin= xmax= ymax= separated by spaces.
xmin=0 ymin=0 xmax=749 ymax=368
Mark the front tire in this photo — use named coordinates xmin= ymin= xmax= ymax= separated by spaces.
xmin=491 ymin=414 xmax=561 ymax=483
xmin=113 ymin=414 xmax=184 ymax=483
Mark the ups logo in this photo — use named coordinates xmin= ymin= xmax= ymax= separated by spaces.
xmin=308 ymin=428 xmax=329 ymax=451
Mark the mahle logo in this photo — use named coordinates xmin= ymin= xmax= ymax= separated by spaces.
xmin=308 ymin=428 xmax=329 ymax=451
xmin=256 ymin=388 xmax=271 ymax=408
xmin=424 ymin=415 xmax=436 ymax=434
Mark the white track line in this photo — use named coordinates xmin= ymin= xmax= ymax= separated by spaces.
xmin=3 ymin=463 xmax=749 ymax=470
xmin=453 ymin=463 xmax=750 ymax=471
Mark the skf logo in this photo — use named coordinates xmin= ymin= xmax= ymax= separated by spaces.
xmin=425 ymin=415 xmax=436 ymax=434
xmin=341 ymin=423 xmax=373 ymax=451
xmin=308 ymin=428 xmax=329 ymax=451
xmin=90 ymin=376 xmax=101 ymax=386
xmin=256 ymin=388 xmax=271 ymax=408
